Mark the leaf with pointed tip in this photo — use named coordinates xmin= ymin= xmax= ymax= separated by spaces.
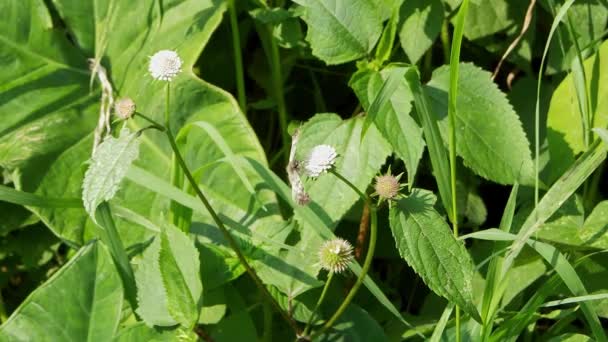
xmin=82 ymin=128 xmax=140 ymax=218
xmin=292 ymin=0 xmax=383 ymax=64
xmin=0 ymin=242 xmax=123 ymax=341
xmin=389 ymin=189 xmax=481 ymax=322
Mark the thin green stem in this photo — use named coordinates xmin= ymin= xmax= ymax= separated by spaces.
xmin=228 ymin=0 xmax=247 ymax=113
xmin=160 ymin=84 xmax=299 ymax=334
xmin=262 ymin=299 xmax=273 ymax=342
xmin=312 ymin=207 xmax=378 ymax=339
xmin=303 ymin=272 xmax=334 ymax=337
xmin=0 ymin=291 xmax=7 ymax=323
xmin=329 ymin=169 xmax=368 ymax=201
xmin=448 ymin=1 xmax=469 ymax=341
xmin=311 ymin=170 xmax=377 ymax=338
xmin=95 ymin=202 xmax=137 ymax=309
xmin=441 ymin=20 xmax=451 ymax=65
xmin=268 ymin=24 xmax=290 ymax=163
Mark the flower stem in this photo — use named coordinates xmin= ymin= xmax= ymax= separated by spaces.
xmin=268 ymin=24 xmax=290 ymax=163
xmin=310 ymin=170 xmax=377 ymax=338
xmin=158 ymin=84 xmax=299 ymax=334
xmin=312 ymin=206 xmax=377 ymax=339
xmin=303 ymin=272 xmax=334 ymax=337
xmin=228 ymin=0 xmax=247 ymax=113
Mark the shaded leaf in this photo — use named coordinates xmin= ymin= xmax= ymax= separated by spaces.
xmin=399 ymin=0 xmax=443 ymax=63
xmin=0 ymin=242 xmax=123 ymax=341
xmin=292 ymin=0 xmax=383 ymax=64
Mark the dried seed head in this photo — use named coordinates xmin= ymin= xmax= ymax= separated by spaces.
xmin=114 ymin=97 xmax=136 ymax=120
xmin=374 ymin=174 xmax=401 ymax=200
xmin=318 ymin=238 xmax=354 ymax=274
xmin=305 ymin=144 xmax=337 ymax=177
xmin=149 ymin=50 xmax=183 ymax=81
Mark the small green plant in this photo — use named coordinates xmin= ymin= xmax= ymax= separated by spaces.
xmin=1 ymin=0 xmax=608 ymax=341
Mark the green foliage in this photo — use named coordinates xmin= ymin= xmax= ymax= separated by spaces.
xmin=389 ymin=189 xmax=480 ymax=322
xmin=293 ymin=0 xmax=383 ymax=64
xmin=0 ymin=242 xmax=123 ymax=341
xmin=426 ymin=63 xmax=535 ymax=185
xmin=2 ymin=0 xmax=608 ymax=340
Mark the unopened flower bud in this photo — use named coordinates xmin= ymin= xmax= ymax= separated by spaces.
xmin=114 ymin=98 xmax=136 ymax=120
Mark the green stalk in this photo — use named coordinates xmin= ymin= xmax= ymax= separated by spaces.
xmin=303 ymin=272 xmax=334 ymax=337
xmin=0 ymin=291 xmax=7 ymax=323
xmin=268 ymin=24 xmax=290 ymax=163
xmin=311 ymin=169 xmax=377 ymax=338
xmin=160 ymin=83 xmax=299 ymax=334
xmin=448 ymin=1 xmax=469 ymax=341
xmin=95 ymin=202 xmax=137 ymax=309
xmin=228 ymin=0 xmax=247 ymax=113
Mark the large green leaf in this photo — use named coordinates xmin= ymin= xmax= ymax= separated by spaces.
xmin=297 ymin=113 xmax=392 ymax=224
xmin=389 ymin=188 xmax=481 ymax=322
xmin=461 ymin=0 xmax=529 ymax=40
xmin=426 ymin=63 xmax=535 ymax=185
xmin=134 ymin=224 xmax=202 ymax=328
xmin=398 ymin=0 xmax=443 ymax=63
xmin=292 ymin=0 xmax=383 ymax=64
xmin=547 ymin=40 xmax=608 ymax=180
xmin=0 ymin=0 xmax=280 ymax=250
xmin=350 ymin=66 xmax=425 ymax=187
xmin=0 ymin=242 xmax=123 ymax=341
xmin=113 ymin=323 xmax=195 ymax=342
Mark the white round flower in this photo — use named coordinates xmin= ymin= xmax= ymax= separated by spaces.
xmin=148 ymin=50 xmax=183 ymax=81
xmin=114 ymin=97 xmax=136 ymax=120
xmin=318 ymin=238 xmax=354 ymax=274
xmin=305 ymin=144 xmax=337 ymax=177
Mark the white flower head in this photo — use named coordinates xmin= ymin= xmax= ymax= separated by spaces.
xmin=305 ymin=144 xmax=337 ymax=177
xmin=318 ymin=238 xmax=354 ymax=274
xmin=149 ymin=50 xmax=183 ymax=81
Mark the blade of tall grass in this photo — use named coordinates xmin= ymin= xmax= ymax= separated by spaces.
xmin=534 ymin=0 xmax=577 ymax=208
xmin=542 ymin=293 xmax=608 ymax=308
xmin=464 ymin=229 xmax=607 ymax=342
xmin=362 ymin=67 xmax=404 ymax=139
xmin=447 ymin=1 xmax=469 ymax=339
xmin=0 ymin=184 xmax=81 ymax=208
xmin=480 ymin=184 xmax=519 ymax=341
xmin=502 ymin=139 xmax=606 ymax=275
xmin=405 ymin=68 xmax=452 ymax=217
xmin=430 ymin=303 xmax=455 ymax=342
xmin=228 ymin=0 xmax=247 ymax=113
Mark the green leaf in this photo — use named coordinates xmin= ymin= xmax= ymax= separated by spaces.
xmin=135 ymin=225 xmax=202 ymax=328
xmin=317 ymin=305 xmax=388 ymax=342
xmin=114 ymin=323 xmax=195 ymax=342
xmin=547 ymin=40 xmax=608 ymax=179
xmin=405 ymin=68 xmax=452 ymax=220
xmin=426 ymin=63 xmax=535 ymax=185
xmin=297 ymin=113 xmax=391 ymax=223
xmin=350 ymin=66 xmax=425 ymax=186
xmin=502 ymin=139 xmax=606 ymax=274
xmin=464 ymin=229 xmax=607 ymax=342
xmin=389 ymin=188 xmax=481 ymax=322
xmin=375 ymin=8 xmax=399 ymax=64
xmin=83 ymin=128 xmax=140 ymax=219
xmin=398 ymin=0 xmax=443 ymax=63
xmin=0 ymin=242 xmax=123 ymax=341
xmin=579 ymin=201 xmax=608 ymax=249
xmin=292 ymin=0 xmax=383 ymax=64
xmin=460 ymin=0 xmax=530 ymax=40
xmin=159 ymin=225 xmax=201 ymax=328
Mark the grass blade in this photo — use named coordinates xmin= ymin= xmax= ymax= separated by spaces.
xmin=430 ymin=303 xmax=455 ymax=342
xmin=405 ymin=68 xmax=452 ymax=216
xmin=542 ymin=293 xmax=608 ymax=308
xmin=0 ymin=185 xmax=81 ymax=208
xmin=362 ymin=67 xmax=404 ymax=140
xmin=464 ymin=229 xmax=607 ymax=342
